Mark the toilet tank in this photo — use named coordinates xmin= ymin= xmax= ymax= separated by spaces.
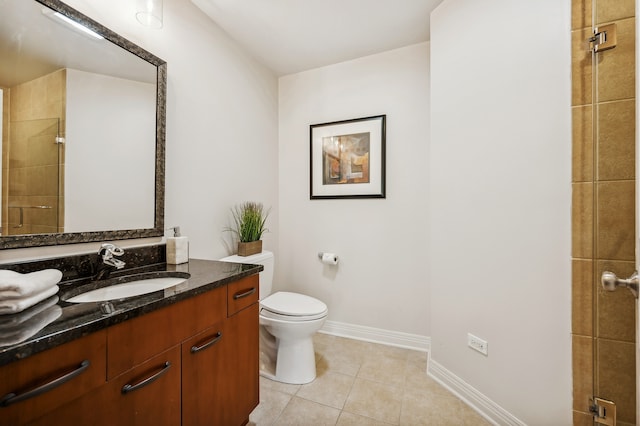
xmin=219 ymin=250 xmax=274 ymax=298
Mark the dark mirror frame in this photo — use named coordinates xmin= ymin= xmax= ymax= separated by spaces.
xmin=0 ymin=0 xmax=166 ymax=249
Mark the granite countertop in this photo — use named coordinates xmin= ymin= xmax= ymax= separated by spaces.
xmin=0 ymin=258 xmax=262 ymax=367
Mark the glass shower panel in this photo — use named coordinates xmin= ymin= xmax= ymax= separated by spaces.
xmin=5 ymin=118 xmax=61 ymax=235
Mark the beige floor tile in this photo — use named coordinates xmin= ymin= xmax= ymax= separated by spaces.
xmin=316 ymin=346 xmax=362 ymax=377
xmin=405 ymin=349 xmax=428 ymax=369
xmin=297 ymin=371 xmax=356 ymax=409
xmin=404 ymin=364 xmax=454 ymax=397
xmin=275 ymin=396 xmax=341 ymax=426
xmin=343 ymin=378 xmax=403 ymax=425
xmin=365 ymin=343 xmax=411 ymax=362
xmin=336 ymin=411 xmax=394 ymax=426
xmin=249 ymin=388 xmax=293 ymax=426
xmin=458 ymin=401 xmax=493 ymax=426
xmin=260 ymin=376 xmax=301 ymax=395
xmin=314 ymin=331 xmax=339 ymax=348
xmin=329 ymin=336 xmax=373 ymax=361
xmin=400 ymin=389 xmax=465 ymax=426
xmin=357 ymin=356 xmax=407 ymax=387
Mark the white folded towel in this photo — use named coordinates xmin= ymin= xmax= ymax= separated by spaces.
xmin=0 ymin=269 xmax=63 ymax=299
xmin=0 ymin=304 xmax=62 ymax=346
xmin=0 ymin=295 xmax=59 ymax=330
xmin=0 ymin=285 xmax=59 ymax=315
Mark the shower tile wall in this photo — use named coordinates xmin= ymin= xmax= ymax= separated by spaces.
xmin=3 ymin=69 xmax=65 ymax=235
xmin=571 ymin=1 xmax=636 ymax=425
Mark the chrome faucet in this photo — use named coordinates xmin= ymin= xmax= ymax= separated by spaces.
xmin=94 ymin=243 xmax=125 ymax=280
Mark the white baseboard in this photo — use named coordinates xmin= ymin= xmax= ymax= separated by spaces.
xmin=319 ymin=320 xmax=430 ymax=352
xmin=427 ymin=358 xmax=527 ymax=426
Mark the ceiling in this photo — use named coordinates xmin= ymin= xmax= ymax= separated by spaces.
xmin=190 ymin=0 xmax=443 ymax=76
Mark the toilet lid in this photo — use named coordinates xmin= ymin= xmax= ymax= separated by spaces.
xmin=260 ymin=291 xmax=328 ymax=317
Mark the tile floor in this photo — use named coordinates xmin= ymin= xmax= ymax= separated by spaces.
xmin=248 ymin=333 xmax=493 ymax=426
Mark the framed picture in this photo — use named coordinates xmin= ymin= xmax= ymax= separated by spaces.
xmin=310 ymin=115 xmax=386 ymax=199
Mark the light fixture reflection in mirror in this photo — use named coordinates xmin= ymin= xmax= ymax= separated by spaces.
xmin=41 ymin=8 xmax=104 ymax=39
xmin=136 ymin=0 xmax=163 ymax=29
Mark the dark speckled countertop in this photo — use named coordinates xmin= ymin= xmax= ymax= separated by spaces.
xmin=0 ymin=258 xmax=262 ymax=367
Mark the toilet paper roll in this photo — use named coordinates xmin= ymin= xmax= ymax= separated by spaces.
xmin=321 ymin=253 xmax=339 ymax=265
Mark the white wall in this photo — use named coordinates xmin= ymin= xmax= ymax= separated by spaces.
xmin=278 ymin=43 xmax=430 ymax=338
xmin=0 ymin=0 xmax=278 ymax=261
xmin=429 ymin=0 xmax=572 ymax=424
xmin=65 ymin=69 xmax=155 ymax=232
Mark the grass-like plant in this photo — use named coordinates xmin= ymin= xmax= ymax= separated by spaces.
xmin=229 ymin=202 xmax=270 ymax=243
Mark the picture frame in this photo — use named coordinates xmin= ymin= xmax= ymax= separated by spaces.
xmin=310 ymin=115 xmax=386 ymax=199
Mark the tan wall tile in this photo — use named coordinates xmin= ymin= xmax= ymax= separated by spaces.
xmin=573 ymin=335 xmax=594 ymax=412
xmin=596 ymin=180 xmax=635 ymax=261
xmin=573 ymin=0 xmax=592 ymax=30
xmin=596 ymin=0 xmax=635 ymax=23
xmin=596 ymin=260 xmax=635 ymax=342
xmin=572 ymin=105 xmax=593 ymax=182
xmin=572 ymin=182 xmax=594 ymax=258
xmin=572 ymin=259 xmax=593 ymax=336
xmin=597 ymin=100 xmax=635 ymax=180
xmin=597 ymin=18 xmax=635 ymax=103
xmin=572 ymin=410 xmax=594 ymax=426
xmin=572 ymin=28 xmax=593 ymax=106
xmin=597 ymin=339 xmax=636 ymax=424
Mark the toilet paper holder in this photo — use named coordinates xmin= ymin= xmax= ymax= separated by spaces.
xmin=317 ymin=252 xmax=339 ymax=265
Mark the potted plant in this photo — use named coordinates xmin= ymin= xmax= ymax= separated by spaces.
xmin=228 ymin=202 xmax=270 ymax=256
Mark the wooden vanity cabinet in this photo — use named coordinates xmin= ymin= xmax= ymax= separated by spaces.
xmin=0 ymin=331 xmax=107 ymax=426
xmin=2 ymin=273 xmax=260 ymax=426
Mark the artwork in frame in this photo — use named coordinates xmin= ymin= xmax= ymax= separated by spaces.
xmin=310 ymin=115 xmax=386 ymax=199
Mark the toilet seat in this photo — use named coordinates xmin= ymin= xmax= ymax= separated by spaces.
xmin=260 ymin=291 xmax=328 ymax=321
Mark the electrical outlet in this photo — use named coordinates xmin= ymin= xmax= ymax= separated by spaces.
xmin=467 ymin=333 xmax=488 ymax=355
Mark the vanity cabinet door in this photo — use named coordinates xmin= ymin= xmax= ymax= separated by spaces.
xmin=224 ymin=303 xmax=260 ymax=426
xmin=0 ymin=331 xmax=106 ymax=426
xmin=102 ymin=345 xmax=181 ymax=426
xmin=181 ymin=322 xmax=227 ymax=426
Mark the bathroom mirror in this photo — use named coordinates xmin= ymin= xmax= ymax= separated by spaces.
xmin=0 ymin=0 xmax=166 ymax=248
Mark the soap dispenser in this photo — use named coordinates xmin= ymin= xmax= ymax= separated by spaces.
xmin=166 ymin=226 xmax=189 ymax=264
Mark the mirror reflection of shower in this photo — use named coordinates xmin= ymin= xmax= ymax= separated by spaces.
xmin=3 ymin=117 xmax=62 ymax=236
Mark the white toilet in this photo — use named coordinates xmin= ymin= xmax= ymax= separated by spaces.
xmin=220 ymin=250 xmax=328 ymax=384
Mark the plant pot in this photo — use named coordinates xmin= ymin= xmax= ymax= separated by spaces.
xmin=237 ymin=240 xmax=262 ymax=256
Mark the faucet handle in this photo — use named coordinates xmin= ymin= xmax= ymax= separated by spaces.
xmin=99 ymin=243 xmax=124 ymax=257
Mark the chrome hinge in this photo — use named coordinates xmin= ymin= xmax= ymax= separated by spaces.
xmin=590 ymin=397 xmax=616 ymax=426
xmin=588 ymin=23 xmax=617 ymax=53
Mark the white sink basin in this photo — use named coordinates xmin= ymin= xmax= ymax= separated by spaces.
xmin=66 ymin=277 xmax=187 ymax=303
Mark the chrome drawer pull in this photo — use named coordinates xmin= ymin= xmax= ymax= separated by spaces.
xmin=121 ymin=361 xmax=171 ymax=394
xmin=190 ymin=332 xmax=223 ymax=353
xmin=233 ymin=287 xmax=256 ymax=300
xmin=1 ymin=360 xmax=90 ymax=407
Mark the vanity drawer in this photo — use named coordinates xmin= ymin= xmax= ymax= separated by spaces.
xmin=227 ymin=275 xmax=259 ymax=317
xmin=0 ymin=330 xmax=107 ymax=425
xmin=107 ymin=286 xmax=226 ymax=379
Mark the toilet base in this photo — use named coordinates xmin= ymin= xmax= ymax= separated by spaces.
xmin=258 ymin=323 xmax=319 ymax=385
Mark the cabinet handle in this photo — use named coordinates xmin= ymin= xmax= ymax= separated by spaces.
xmin=0 ymin=360 xmax=90 ymax=407
xmin=121 ymin=361 xmax=171 ymax=395
xmin=191 ymin=331 xmax=223 ymax=353
xmin=233 ymin=287 xmax=256 ymax=300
